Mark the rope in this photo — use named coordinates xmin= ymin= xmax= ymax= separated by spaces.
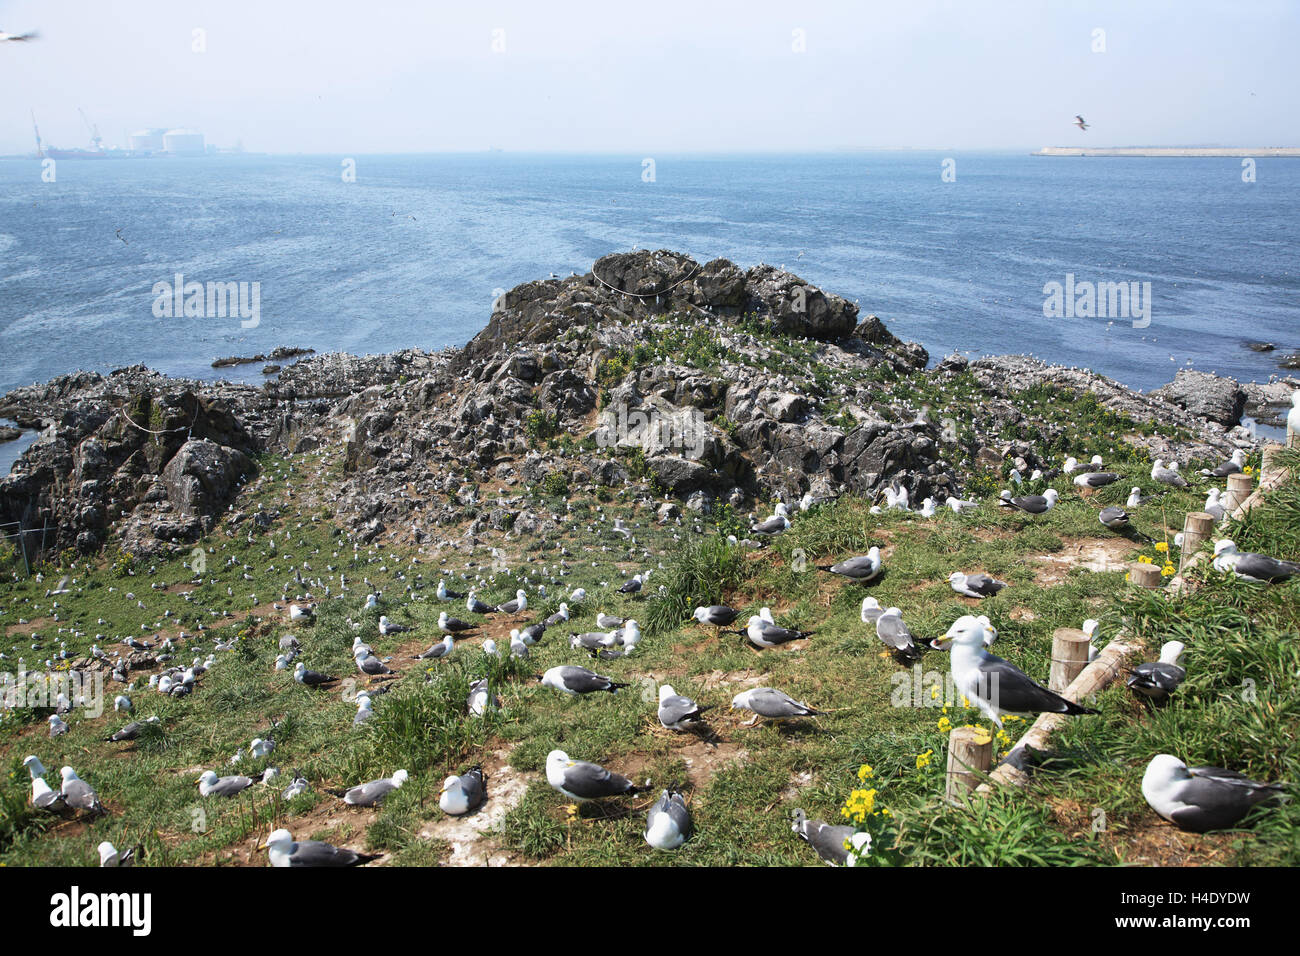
xmin=589 ymin=256 xmax=701 ymax=299
xmin=116 ymin=402 xmax=199 ymax=439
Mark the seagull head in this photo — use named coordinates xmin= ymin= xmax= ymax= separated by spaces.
xmin=260 ymin=828 xmax=294 ymax=852
xmin=1044 ymin=489 xmax=1060 ymax=503
xmin=1143 ymin=754 xmax=1190 ymax=790
xmin=1082 ymin=619 xmax=1099 ymax=638
xmin=23 ymin=754 xmax=45 ymax=777
xmin=60 ymin=766 xmax=80 ymax=783
xmin=197 ymin=770 xmax=218 ymax=786
xmin=759 ymin=607 xmax=775 ymax=623
xmin=658 ymin=684 xmax=676 ymax=702
xmin=439 ymin=774 xmax=463 ymax=797
xmin=935 ymin=615 xmax=986 ymax=651
xmin=1159 ymin=641 xmax=1186 ymax=665
xmin=948 ymin=571 xmax=967 ymax=586
xmin=391 ymin=769 xmax=409 ymax=786
xmin=1213 ymin=539 xmax=1238 ymax=557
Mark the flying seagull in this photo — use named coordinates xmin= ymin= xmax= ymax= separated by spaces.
xmin=645 ymin=789 xmax=692 ymax=850
xmin=948 ymin=571 xmax=1007 ymax=599
xmin=546 ymin=750 xmax=639 ymax=802
xmin=260 ymin=829 xmax=378 ymax=867
xmin=1141 ymin=754 xmax=1284 ymax=833
xmin=934 ymin=615 xmax=1098 ymax=728
xmin=657 ymin=683 xmax=712 ymax=731
xmin=540 ymin=665 xmax=628 ymax=695
xmin=1212 ymin=540 xmax=1300 ymax=583
xmin=731 ymin=686 xmax=820 ymax=724
xmin=1127 ymin=641 xmax=1186 ymax=703
xmin=816 ymin=548 xmax=882 ymax=584
xmin=0 ymin=29 xmax=38 ymax=42
xmin=1075 ymin=114 xmax=1089 ymax=131
xmin=439 ymin=766 xmax=487 ymax=816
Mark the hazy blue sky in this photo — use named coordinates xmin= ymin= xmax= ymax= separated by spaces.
xmin=2 ymin=0 xmax=1296 ymax=154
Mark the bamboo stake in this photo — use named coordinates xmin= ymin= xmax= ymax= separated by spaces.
xmin=945 ymin=726 xmax=993 ymax=804
xmin=1179 ymin=512 xmax=1215 ymax=572
xmin=1260 ymin=443 xmax=1285 ymax=483
xmin=1049 ymin=628 xmax=1091 ymax=693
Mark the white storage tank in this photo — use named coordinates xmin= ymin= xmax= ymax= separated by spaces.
xmin=129 ymin=128 xmax=167 ymax=153
xmin=163 ymin=128 xmax=205 ymax=154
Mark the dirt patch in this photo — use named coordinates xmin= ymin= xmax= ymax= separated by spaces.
xmin=1031 ymin=537 xmax=1135 ymax=586
xmin=416 ymin=748 xmax=530 ymax=866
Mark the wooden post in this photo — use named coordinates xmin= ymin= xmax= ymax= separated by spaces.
xmin=1224 ymin=473 xmax=1254 ymax=513
xmin=1180 ymin=512 xmax=1215 ymax=572
xmin=1130 ymin=562 xmax=1163 ymax=588
xmin=1050 ymin=628 xmax=1091 ymax=693
xmin=1261 ymin=443 xmax=1285 ymax=483
xmin=945 ymin=726 xmax=993 ymax=804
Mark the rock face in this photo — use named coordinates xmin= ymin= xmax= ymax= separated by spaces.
xmin=0 ymin=250 xmax=1247 ymax=558
xmin=1150 ymin=369 xmax=1247 ymax=427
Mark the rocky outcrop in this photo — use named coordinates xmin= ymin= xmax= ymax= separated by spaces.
xmin=0 ymin=252 xmax=1254 ymax=559
xmin=1150 ymin=369 xmax=1246 ymax=427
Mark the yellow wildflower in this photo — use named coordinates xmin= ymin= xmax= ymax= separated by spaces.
xmin=1154 ymin=542 xmax=1168 ymax=552
xmin=857 ymin=763 xmax=874 ymax=782
xmin=916 ymin=749 xmax=934 ymax=770
xmin=937 ymin=715 xmax=952 ymax=733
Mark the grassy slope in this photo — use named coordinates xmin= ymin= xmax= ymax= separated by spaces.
xmin=0 ymin=409 xmax=1292 ymax=867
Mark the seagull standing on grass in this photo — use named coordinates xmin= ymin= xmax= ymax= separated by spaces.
xmin=745 ymin=614 xmax=814 ymax=649
xmin=338 ymin=770 xmax=408 ymax=807
xmin=23 ymin=756 xmax=65 ymax=811
xmin=791 ymin=809 xmax=870 ymax=865
xmin=60 ymin=767 xmax=105 ymax=814
xmin=731 ymin=687 xmax=821 ymax=724
xmin=546 ymin=750 xmax=639 ymax=803
xmin=934 ymin=615 xmax=1098 ymax=728
xmin=657 ymin=684 xmax=711 ymax=730
xmin=875 ymin=606 xmax=924 ymax=664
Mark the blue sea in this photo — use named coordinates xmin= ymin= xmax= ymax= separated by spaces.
xmin=1 ymin=151 xmax=1297 ymax=401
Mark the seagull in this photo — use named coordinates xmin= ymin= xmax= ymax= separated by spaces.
xmin=354 ymin=695 xmax=374 ymax=725
xmin=546 ymin=750 xmax=639 ymax=802
xmin=860 ymin=597 xmax=884 ymax=625
xmin=355 ymin=651 xmax=393 ymax=676
xmin=281 ymin=771 xmax=310 ymax=800
xmin=414 ymin=635 xmax=454 ymax=660
xmin=544 ymin=603 xmax=571 ymax=627
xmin=693 ymin=605 xmax=740 ymax=629
xmin=364 ymin=593 xmax=379 ymax=609
xmin=378 ymin=615 xmax=411 ymax=636
xmin=1288 ymin=392 xmax=1300 ymax=439
xmin=657 ymin=684 xmax=712 ymax=730
xmin=23 ymin=756 xmax=66 ymax=811
xmin=791 ymin=809 xmax=870 ymax=866
xmin=48 ymin=714 xmax=68 ymax=737
xmin=1212 ymin=540 xmax=1300 ymax=583
xmin=260 ymin=829 xmax=379 ymax=867
xmin=1201 ymin=450 xmax=1247 ymax=478
xmin=1082 ymin=619 xmax=1101 ymax=661
xmin=596 ymin=612 xmax=624 ymax=629
xmin=0 ymin=29 xmax=39 ymax=42
xmin=618 ymin=575 xmax=644 ymax=595
xmin=745 ymin=614 xmax=813 ymax=649
xmin=293 ymin=662 xmax=338 ymax=687
xmin=999 ymin=489 xmax=1059 ymax=514
xmin=751 ymin=504 xmax=791 ymax=536
xmin=58 ymin=767 xmax=105 ymax=814
xmin=338 ymin=770 xmax=409 ymax=807
xmin=946 ymin=496 xmax=979 ymax=514
xmin=466 ymin=592 xmax=493 ymax=614
xmin=105 ymin=715 xmax=159 ymax=742
xmin=569 ymin=587 xmax=587 ymax=604
xmin=98 ymin=841 xmax=137 ymax=867
xmin=645 ymin=789 xmax=692 ymax=850
xmin=438 ymin=611 xmax=476 ymax=633
xmin=1141 ymin=754 xmax=1284 ymax=833
xmin=1151 ymin=460 xmax=1189 ymax=488
xmin=288 ymin=603 xmax=314 ymax=622
xmin=437 ymin=580 xmax=464 ymax=600
xmin=439 ymin=767 xmax=487 ymax=815
xmin=540 ymin=665 xmax=628 ymax=695
xmin=875 ymin=607 xmax=924 ymax=664
xmin=495 ymin=589 xmax=528 ymax=614
xmin=816 ymin=548 xmax=882 ymax=584
xmin=934 ymin=616 xmax=1098 ymax=728
xmin=1074 ymin=114 xmax=1089 ymax=131
xmin=731 ymin=687 xmax=820 ymax=724
xmin=198 ymin=770 xmax=257 ymax=798
xmin=1204 ymin=488 xmax=1227 ymax=520
xmin=1127 ymin=641 xmax=1187 ymax=703
xmin=948 ymin=571 xmax=1007 ymax=599
xmin=467 ymin=678 xmax=499 ymax=716
xmin=1074 ymin=472 xmax=1121 ymax=488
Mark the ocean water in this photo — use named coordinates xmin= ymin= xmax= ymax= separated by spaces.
xmin=0 ymin=152 xmax=1297 ymax=404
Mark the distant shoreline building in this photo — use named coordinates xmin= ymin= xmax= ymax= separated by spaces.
xmin=162 ymin=128 xmax=205 ymax=155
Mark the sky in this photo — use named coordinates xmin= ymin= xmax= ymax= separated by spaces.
xmin=1 ymin=0 xmax=1297 ymax=155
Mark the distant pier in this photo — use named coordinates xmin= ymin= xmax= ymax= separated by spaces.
xmin=1032 ymin=146 xmax=1300 ymax=157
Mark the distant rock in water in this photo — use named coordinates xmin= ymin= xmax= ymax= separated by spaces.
xmin=1150 ymin=369 xmax=1246 ymax=427
xmin=212 ymin=346 xmax=315 ymax=368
